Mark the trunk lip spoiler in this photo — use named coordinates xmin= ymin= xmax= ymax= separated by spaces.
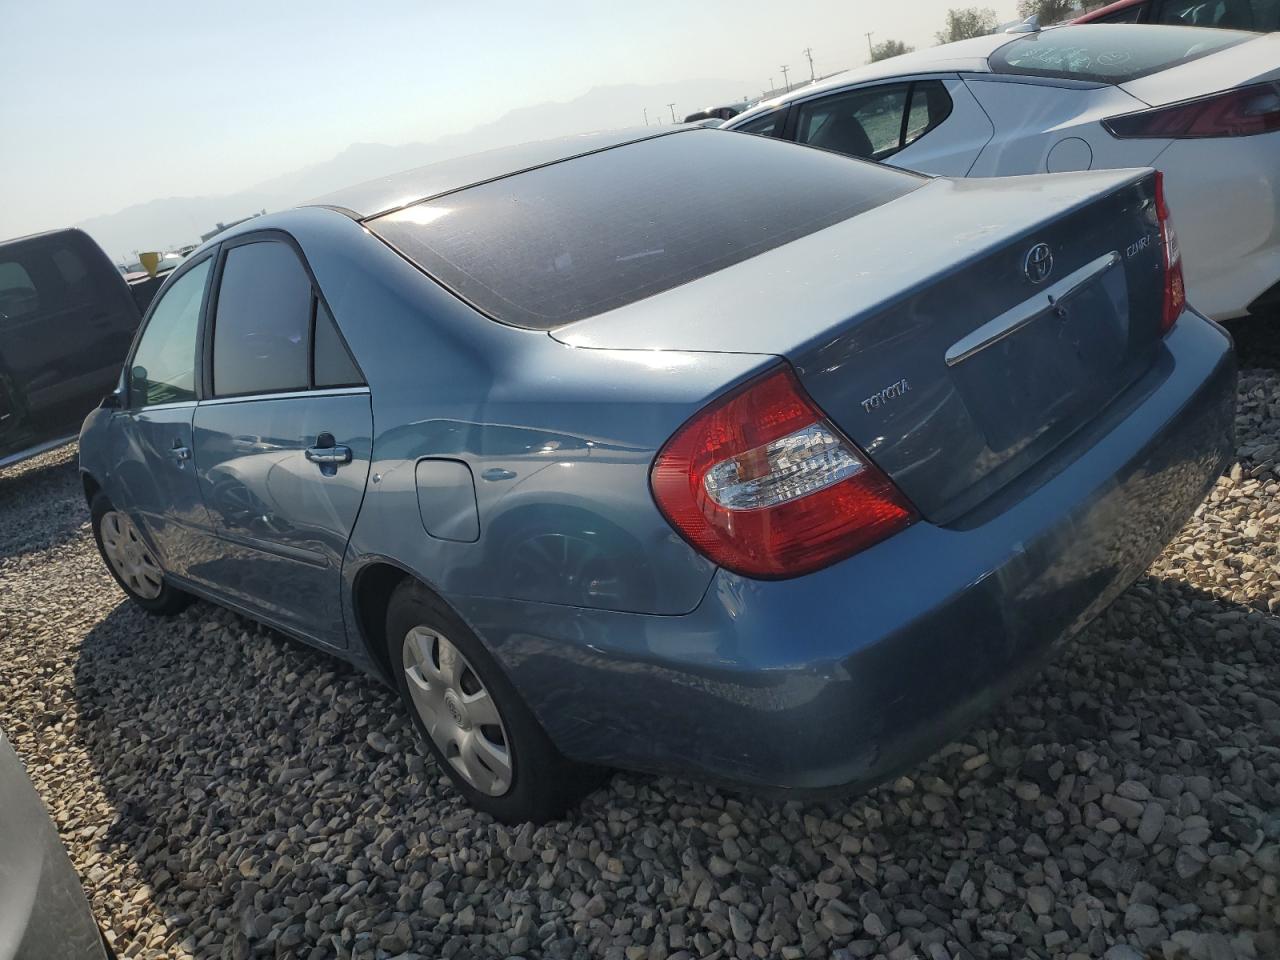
xmin=944 ymin=250 xmax=1123 ymax=367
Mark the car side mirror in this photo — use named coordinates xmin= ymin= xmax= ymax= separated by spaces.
xmin=128 ymin=366 xmax=149 ymax=406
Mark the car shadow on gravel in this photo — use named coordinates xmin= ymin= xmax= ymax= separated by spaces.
xmin=1226 ymin=313 xmax=1280 ymax=371
xmin=0 ymin=441 xmax=77 ymax=496
xmin=0 ymin=444 xmax=88 ymax=557
xmin=67 ymin=562 xmax=1280 ymax=958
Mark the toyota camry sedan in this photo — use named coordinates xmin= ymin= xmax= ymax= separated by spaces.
xmin=80 ymin=128 xmax=1235 ymax=822
xmin=724 ymin=24 xmax=1280 ymax=321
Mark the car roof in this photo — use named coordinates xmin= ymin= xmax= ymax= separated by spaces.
xmin=306 ymin=128 xmax=677 ymax=220
xmin=0 ymin=226 xmax=83 ymax=249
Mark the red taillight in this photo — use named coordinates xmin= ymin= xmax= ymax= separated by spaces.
xmin=651 ymin=365 xmax=917 ymax=579
xmin=1104 ymin=82 xmax=1280 ymax=139
xmin=1154 ymin=171 xmax=1184 ymax=334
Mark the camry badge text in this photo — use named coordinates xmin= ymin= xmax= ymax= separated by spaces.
xmin=1127 ymin=234 xmax=1153 ymax=258
xmin=862 ymin=378 xmax=910 ymax=413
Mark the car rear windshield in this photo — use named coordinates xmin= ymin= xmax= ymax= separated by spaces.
xmin=368 ymin=129 xmax=922 ymax=329
xmin=989 ymin=24 xmax=1253 ymax=84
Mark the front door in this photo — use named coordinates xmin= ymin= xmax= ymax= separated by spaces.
xmin=107 ymin=257 xmax=215 ymax=576
xmin=190 ymin=236 xmax=371 ymax=648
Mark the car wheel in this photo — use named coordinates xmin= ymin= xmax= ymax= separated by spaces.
xmin=386 ymin=579 xmax=602 ymax=823
xmin=90 ymin=492 xmax=191 ymax=615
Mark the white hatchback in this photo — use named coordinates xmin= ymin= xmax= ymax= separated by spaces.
xmin=725 ymin=24 xmax=1280 ymax=320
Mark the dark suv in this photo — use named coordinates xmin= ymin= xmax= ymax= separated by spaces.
xmin=0 ymin=228 xmax=140 ymax=469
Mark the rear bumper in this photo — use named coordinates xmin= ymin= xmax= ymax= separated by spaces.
xmin=457 ymin=314 xmax=1235 ymax=790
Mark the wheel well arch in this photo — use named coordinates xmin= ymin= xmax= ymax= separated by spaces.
xmin=350 ymin=560 xmax=428 ymax=686
xmin=81 ymin=471 xmax=102 ymax=507
xmin=350 ymin=560 xmax=519 ymax=692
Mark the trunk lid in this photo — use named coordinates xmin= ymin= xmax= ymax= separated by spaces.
xmin=554 ymin=169 xmax=1169 ymax=523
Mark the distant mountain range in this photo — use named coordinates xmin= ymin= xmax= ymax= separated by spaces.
xmin=78 ymin=79 xmax=755 ymax=262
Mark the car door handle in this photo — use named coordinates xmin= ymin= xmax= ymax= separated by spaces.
xmin=304 ymin=445 xmax=352 ymax=465
xmin=170 ymin=440 xmax=190 ymax=461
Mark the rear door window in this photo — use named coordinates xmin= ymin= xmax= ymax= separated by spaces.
xmin=797 ymin=81 xmax=952 ymax=160
xmin=989 ymin=23 xmax=1252 ymax=82
xmin=798 ymin=84 xmax=911 ymax=159
xmin=211 ymin=241 xmax=312 ymax=397
xmin=49 ymin=242 xmax=97 ymax=307
xmin=368 ymin=129 xmax=922 ymax=330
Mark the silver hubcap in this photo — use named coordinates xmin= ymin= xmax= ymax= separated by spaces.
xmin=401 ymin=626 xmax=512 ymax=796
xmin=100 ymin=510 xmax=164 ymax=600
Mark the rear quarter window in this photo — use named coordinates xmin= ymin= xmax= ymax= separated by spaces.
xmin=0 ymin=260 xmax=39 ymax=321
xmin=369 ymin=129 xmax=922 ymax=330
xmin=989 ymin=23 xmax=1253 ymax=83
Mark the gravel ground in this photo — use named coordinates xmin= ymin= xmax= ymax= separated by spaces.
xmin=1 ymin=340 xmax=1278 ymax=960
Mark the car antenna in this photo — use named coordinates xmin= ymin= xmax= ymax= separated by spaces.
xmin=1005 ymin=14 xmax=1041 ymax=33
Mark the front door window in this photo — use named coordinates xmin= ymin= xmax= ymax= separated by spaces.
xmin=129 ymin=260 xmax=210 ymax=407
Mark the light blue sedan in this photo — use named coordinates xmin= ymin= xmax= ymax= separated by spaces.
xmin=79 ymin=127 xmax=1234 ymax=822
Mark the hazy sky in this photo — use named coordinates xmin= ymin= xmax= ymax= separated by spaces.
xmin=2 ymin=0 xmax=1016 ymax=239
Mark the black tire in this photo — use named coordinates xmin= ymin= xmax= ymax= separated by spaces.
xmin=386 ymin=579 xmax=602 ymax=823
xmin=90 ymin=492 xmax=191 ymax=615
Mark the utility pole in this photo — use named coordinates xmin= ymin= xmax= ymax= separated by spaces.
xmin=803 ymin=47 xmax=815 ymax=82
xmin=667 ymin=102 xmax=677 ymax=122
xmin=865 ymin=31 xmax=875 ymax=60
xmin=780 ymin=64 xmax=791 ymax=91
xmin=769 ymin=76 xmax=775 ymax=94
xmin=643 ymin=107 xmax=649 ymax=126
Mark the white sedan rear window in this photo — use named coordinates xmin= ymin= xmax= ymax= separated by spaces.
xmin=990 ymin=24 xmax=1252 ymax=84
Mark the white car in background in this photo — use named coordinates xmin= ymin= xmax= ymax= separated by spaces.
xmin=725 ymin=24 xmax=1280 ymax=320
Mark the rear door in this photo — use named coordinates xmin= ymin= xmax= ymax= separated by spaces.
xmin=191 ymin=233 xmax=371 ymax=648
xmin=791 ymin=77 xmax=994 ymax=176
